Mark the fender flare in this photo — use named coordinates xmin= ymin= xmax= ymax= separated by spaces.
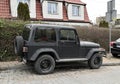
xmin=86 ymin=48 xmax=106 ymax=60
xmin=30 ymin=48 xmax=60 ymax=61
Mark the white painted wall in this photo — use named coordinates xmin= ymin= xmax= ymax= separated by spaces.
xmin=29 ymin=0 xmax=36 ymax=18
xmin=42 ymin=1 xmax=63 ymax=19
xmin=42 ymin=21 xmax=91 ymax=27
xmin=10 ymin=0 xmax=36 ymax=18
xmin=67 ymin=4 xmax=84 ymax=20
xmin=10 ymin=0 xmax=18 ymax=17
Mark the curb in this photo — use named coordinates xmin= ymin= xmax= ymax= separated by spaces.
xmin=102 ymin=63 xmax=120 ymax=66
xmin=102 ymin=54 xmax=120 ymax=66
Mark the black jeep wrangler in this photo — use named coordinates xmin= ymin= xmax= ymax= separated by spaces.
xmin=14 ymin=24 xmax=105 ymax=74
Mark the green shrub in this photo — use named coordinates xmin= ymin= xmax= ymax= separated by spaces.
xmin=0 ymin=19 xmax=120 ymax=61
xmin=99 ymin=21 xmax=109 ymax=28
xmin=24 ymin=3 xmax=30 ymax=21
xmin=76 ymin=27 xmax=120 ymax=51
xmin=17 ymin=2 xmax=30 ymax=21
xmin=0 ymin=19 xmax=27 ymax=61
xmin=0 ymin=19 xmax=43 ymax=61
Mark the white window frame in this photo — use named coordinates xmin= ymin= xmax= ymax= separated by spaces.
xmin=72 ymin=5 xmax=80 ymax=16
xmin=47 ymin=2 xmax=58 ymax=15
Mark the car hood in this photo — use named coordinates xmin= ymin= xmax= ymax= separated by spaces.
xmin=80 ymin=41 xmax=100 ymax=48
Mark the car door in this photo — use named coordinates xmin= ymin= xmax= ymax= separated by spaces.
xmin=58 ymin=29 xmax=80 ymax=59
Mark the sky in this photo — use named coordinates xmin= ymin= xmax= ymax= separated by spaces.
xmin=82 ymin=0 xmax=115 ymax=23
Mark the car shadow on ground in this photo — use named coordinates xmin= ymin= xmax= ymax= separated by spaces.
xmin=113 ymin=56 xmax=120 ymax=58
xmin=35 ymin=62 xmax=90 ymax=75
xmin=55 ymin=62 xmax=89 ymax=72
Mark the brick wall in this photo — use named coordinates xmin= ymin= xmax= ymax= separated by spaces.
xmin=0 ymin=0 xmax=11 ymax=18
xmin=36 ymin=0 xmax=43 ymax=20
xmin=63 ymin=3 xmax=68 ymax=21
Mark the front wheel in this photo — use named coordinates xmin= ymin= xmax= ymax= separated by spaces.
xmin=88 ymin=53 xmax=103 ymax=69
xmin=34 ymin=55 xmax=55 ymax=74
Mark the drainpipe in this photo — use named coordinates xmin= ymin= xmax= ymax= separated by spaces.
xmin=9 ymin=0 xmax=12 ymax=18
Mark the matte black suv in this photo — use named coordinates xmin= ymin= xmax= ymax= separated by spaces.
xmin=14 ymin=24 xmax=105 ymax=74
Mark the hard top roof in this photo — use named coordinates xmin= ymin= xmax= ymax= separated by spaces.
xmin=25 ymin=24 xmax=75 ymax=29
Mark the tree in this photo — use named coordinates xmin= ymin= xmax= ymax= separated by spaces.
xmin=17 ymin=2 xmax=30 ymax=21
xmin=99 ymin=21 xmax=109 ymax=28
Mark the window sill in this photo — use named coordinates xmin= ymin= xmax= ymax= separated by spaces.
xmin=72 ymin=15 xmax=81 ymax=17
xmin=48 ymin=13 xmax=59 ymax=15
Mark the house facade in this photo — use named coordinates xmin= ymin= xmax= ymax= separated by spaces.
xmin=0 ymin=0 xmax=91 ymax=26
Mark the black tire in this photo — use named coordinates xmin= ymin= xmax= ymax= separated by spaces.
xmin=14 ymin=36 xmax=24 ymax=56
xmin=34 ymin=55 xmax=55 ymax=74
xmin=88 ymin=53 xmax=103 ymax=69
xmin=112 ymin=53 xmax=118 ymax=57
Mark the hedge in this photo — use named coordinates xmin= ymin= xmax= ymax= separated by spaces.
xmin=0 ymin=19 xmax=120 ymax=61
xmin=76 ymin=27 xmax=120 ymax=52
xmin=0 ymin=19 xmax=27 ymax=61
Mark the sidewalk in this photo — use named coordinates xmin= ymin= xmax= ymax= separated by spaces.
xmin=103 ymin=53 xmax=120 ymax=66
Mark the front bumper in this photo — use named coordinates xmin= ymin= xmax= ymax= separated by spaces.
xmin=111 ymin=48 xmax=120 ymax=54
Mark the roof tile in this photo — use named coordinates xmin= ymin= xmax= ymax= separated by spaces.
xmin=84 ymin=6 xmax=90 ymax=22
xmin=64 ymin=0 xmax=86 ymax=5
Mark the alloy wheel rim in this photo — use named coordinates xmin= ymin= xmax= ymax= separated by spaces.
xmin=94 ymin=57 xmax=101 ymax=65
xmin=40 ymin=59 xmax=51 ymax=71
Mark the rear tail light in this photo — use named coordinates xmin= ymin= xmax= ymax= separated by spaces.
xmin=23 ymin=47 xmax=28 ymax=52
xmin=110 ymin=42 xmax=114 ymax=47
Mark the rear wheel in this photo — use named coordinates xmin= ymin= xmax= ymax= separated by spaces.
xmin=34 ymin=55 xmax=55 ymax=74
xmin=88 ymin=53 xmax=103 ymax=69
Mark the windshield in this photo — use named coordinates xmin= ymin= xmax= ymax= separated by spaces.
xmin=116 ymin=38 xmax=120 ymax=42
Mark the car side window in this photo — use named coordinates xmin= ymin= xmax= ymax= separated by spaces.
xmin=34 ymin=28 xmax=56 ymax=42
xmin=22 ymin=27 xmax=30 ymax=41
xmin=60 ymin=29 xmax=76 ymax=41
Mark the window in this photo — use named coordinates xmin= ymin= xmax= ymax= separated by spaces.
xmin=34 ymin=28 xmax=56 ymax=42
xmin=60 ymin=30 xmax=76 ymax=41
xmin=116 ymin=38 xmax=120 ymax=42
xmin=72 ymin=5 xmax=80 ymax=16
xmin=48 ymin=2 xmax=58 ymax=14
xmin=22 ymin=27 xmax=30 ymax=41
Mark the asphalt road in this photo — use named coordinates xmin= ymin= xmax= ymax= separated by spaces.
xmin=0 ymin=62 xmax=120 ymax=84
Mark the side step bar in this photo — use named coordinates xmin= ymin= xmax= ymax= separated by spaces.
xmin=56 ymin=58 xmax=88 ymax=62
